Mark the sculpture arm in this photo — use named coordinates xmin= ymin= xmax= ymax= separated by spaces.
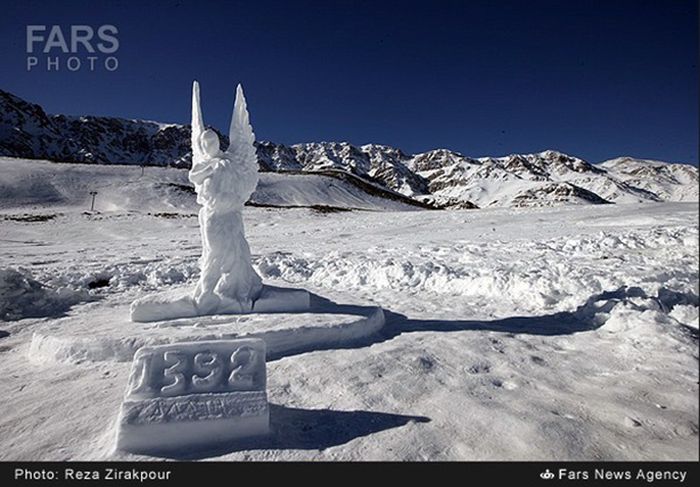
xmin=189 ymin=160 xmax=217 ymax=185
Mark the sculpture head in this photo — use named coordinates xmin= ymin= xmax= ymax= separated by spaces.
xmin=200 ymin=129 xmax=220 ymax=157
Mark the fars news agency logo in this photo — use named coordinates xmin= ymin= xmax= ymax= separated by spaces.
xmin=26 ymin=25 xmax=119 ymax=72
xmin=540 ymin=469 xmax=555 ymax=480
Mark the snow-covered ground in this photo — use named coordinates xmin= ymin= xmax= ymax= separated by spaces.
xmin=0 ymin=159 xmax=697 ymax=461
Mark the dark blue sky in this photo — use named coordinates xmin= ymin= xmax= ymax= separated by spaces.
xmin=0 ymin=0 xmax=697 ymax=163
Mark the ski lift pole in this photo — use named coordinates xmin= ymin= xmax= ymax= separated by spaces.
xmin=89 ymin=191 xmax=98 ymax=211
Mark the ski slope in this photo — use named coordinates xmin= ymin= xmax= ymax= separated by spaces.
xmin=0 ymin=158 xmax=425 ymax=212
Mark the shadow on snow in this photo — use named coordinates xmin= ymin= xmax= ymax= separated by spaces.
xmin=153 ymin=404 xmax=430 ymax=460
xmin=273 ymin=285 xmax=699 ymax=358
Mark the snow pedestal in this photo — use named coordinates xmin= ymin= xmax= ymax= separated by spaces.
xmin=130 ymin=285 xmax=310 ymax=323
xmin=116 ymin=339 xmax=269 ymax=455
xmin=131 ymin=286 xmax=311 ymax=322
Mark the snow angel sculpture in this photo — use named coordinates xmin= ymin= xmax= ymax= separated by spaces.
xmin=130 ymin=81 xmax=310 ymax=322
xmin=189 ymin=81 xmax=263 ymax=314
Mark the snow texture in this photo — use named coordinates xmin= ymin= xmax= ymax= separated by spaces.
xmin=0 ymin=156 xmax=697 ymax=461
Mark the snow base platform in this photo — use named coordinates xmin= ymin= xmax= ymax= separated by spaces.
xmin=28 ymin=288 xmax=385 ymax=365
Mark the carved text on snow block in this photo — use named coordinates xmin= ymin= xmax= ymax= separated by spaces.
xmin=125 ymin=339 xmax=266 ymax=400
xmin=116 ymin=339 xmax=269 ymax=453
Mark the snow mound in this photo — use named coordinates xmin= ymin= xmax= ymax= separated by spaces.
xmin=42 ymin=259 xmax=199 ymax=293
xmin=574 ymin=286 xmax=699 ymax=347
xmin=0 ymin=268 xmax=86 ymax=321
xmin=254 ymin=225 xmax=698 ymax=316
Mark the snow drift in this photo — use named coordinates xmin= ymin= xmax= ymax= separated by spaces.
xmin=0 ymin=268 xmax=85 ymax=320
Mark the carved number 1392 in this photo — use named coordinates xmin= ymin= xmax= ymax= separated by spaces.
xmin=156 ymin=348 xmax=258 ymax=395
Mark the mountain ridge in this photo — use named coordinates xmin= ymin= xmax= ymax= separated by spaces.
xmin=1 ymin=88 xmax=697 ymax=209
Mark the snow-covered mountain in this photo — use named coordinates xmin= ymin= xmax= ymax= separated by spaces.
xmin=600 ymin=157 xmax=699 ymax=202
xmin=259 ymin=141 xmax=429 ymax=195
xmin=0 ymin=90 xmax=195 ymax=167
xmin=408 ymin=149 xmax=678 ymax=208
xmin=1 ymin=88 xmax=697 ymax=209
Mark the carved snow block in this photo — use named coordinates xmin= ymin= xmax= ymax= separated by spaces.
xmin=116 ymin=339 xmax=268 ymax=454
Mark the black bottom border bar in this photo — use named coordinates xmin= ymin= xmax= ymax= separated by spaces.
xmin=1 ymin=461 xmax=698 ymax=485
